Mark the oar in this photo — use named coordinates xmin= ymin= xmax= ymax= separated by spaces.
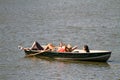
xmin=26 ymin=52 xmax=42 ymax=57
xmin=25 ymin=50 xmax=47 ymax=57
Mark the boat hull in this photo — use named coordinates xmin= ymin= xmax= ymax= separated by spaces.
xmin=24 ymin=50 xmax=111 ymax=62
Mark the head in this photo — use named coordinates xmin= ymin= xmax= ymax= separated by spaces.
xmin=83 ymin=45 xmax=89 ymax=52
xmin=66 ymin=44 xmax=72 ymax=52
xmin=67 ymin=44 xmax=72 ymax=49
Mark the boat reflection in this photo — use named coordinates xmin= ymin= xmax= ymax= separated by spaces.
xmin=24 ymin=56 xmax=110 ymax=68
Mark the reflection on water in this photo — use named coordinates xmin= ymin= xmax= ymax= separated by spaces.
xmin=22 ymin=57 xmax=113 ymax=80
xmin=26 ymin=57 xmax=110 ymax=68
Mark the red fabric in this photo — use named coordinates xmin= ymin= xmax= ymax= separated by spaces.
xmin=57 ymin=48 xmax=66 ymax=52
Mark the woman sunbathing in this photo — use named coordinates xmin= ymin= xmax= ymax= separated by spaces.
xmin=18 ymin=41 xmax=44 ymax=50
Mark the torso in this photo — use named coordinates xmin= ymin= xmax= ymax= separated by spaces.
xmin=57 ymin=47 xmax=66 ymax=52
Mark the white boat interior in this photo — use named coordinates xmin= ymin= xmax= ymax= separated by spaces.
xmin=72 ymin=49 xmax=110 ymax=53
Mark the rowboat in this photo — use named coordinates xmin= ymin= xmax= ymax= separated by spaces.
xmin=24 ymin=49 xmax=111 ymax=62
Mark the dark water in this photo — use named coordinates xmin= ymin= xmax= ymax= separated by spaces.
xmin=0 ymin=0 xmax=120 ymax=80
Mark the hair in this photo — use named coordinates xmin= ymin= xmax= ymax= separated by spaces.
xmin=83 ymin=45 xmax=90 ymax=52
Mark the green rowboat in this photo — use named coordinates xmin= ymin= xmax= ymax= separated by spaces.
xmin=24 ymin=49 xmax=111 ymax=62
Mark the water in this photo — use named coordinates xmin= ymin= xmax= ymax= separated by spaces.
xmin=0 ymin=0 xmax=120 ymax=80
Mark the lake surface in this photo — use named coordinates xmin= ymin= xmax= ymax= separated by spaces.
xmin=0 ymin=0 xmax=120 ymax=80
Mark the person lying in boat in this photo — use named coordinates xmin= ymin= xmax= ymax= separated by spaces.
xmin=18 ymin=41 xmax=58 ymax=54
xmin=66 ymin=44 xmax=78 ymax=52
xmin=44 ymin=42 xmax=66 ymax=52
xmin=57 ymin=42 xmax=78 ymax=52
xmin=83 ymin=45 xmax=90 ymax=52
xmin=18 ymin=41 xmax=44 ymax=50
xmin=44 ymin=42 xmax=65 ymax=52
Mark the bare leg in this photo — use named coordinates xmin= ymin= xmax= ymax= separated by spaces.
xmin=18 ymin=41 xmax=44 ymax=50
xmin=44 ymin=43 xmax=55 ymax=51
xmin=30 ymin=41 xmax=37 ymax=49
xmin=30 ymin=41 xmax=44 ymax=50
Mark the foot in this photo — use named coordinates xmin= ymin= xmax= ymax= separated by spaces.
xmin=18 ymin=46 xmax=24 ymax=50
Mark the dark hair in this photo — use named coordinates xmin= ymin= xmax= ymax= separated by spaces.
xmin=83 ymin=45 xmax=90 ymax=52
